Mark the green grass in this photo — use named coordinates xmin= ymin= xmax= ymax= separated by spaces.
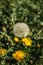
xmin=0 ymin=0 xmax=43 ymax=65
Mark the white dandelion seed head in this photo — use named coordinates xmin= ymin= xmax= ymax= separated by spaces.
xmin=13 ymin=22 xmax=30 ymax=38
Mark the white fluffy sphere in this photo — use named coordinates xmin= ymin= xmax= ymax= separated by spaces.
xmin=13 ymin=22 xmax=30 ymax=38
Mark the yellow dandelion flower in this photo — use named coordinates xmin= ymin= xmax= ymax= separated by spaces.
xmin=22 ymin=38 xmax=32 ymax=46
xmin=12 ymin=50 xmax=25 ymax=62
xmin=0 ymin=49 xmax=7 ymax=56
xmin=14 ymin=37 xmax=19 ymax=42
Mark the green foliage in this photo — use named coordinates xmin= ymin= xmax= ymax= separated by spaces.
xmin=0 ymin=0 xmax=43 ymax=65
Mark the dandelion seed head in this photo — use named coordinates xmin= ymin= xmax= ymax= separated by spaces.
xmin=13 ymin=22 xmax=30 ymax=38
